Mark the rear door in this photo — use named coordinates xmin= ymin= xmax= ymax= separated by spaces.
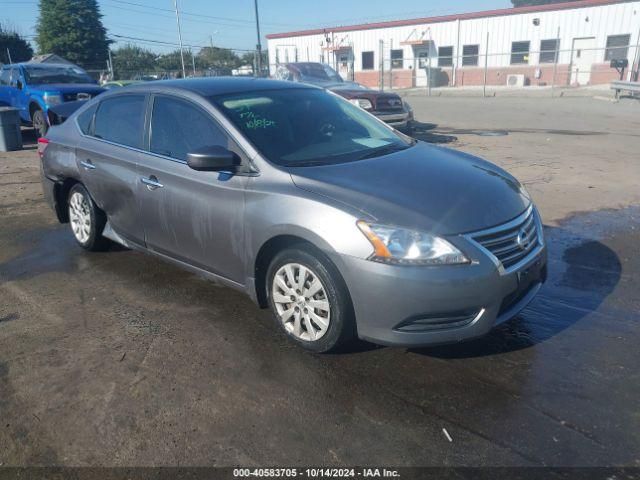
xmin=137 ymin=94 xmax=247 ymax=282
xmin=76 ymin=94 xmax=147 ymax=244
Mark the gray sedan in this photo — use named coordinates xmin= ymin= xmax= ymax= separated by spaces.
xmin=39 ymin=78 xmax=547 ymax=352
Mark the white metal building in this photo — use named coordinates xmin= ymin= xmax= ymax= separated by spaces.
xmin=267 ymin=0 xmax=640 ymax=89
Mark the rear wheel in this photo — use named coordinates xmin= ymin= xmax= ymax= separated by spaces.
xmin=32 ymin=108 xmax=48 ymax=138
xmin=68 ymin=183 xmax=110 ymax=251
xmin=267 ymin=246 xmax=355 ymax=352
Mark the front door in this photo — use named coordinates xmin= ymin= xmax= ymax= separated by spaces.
xmin=571 ymin=37 xmax=597 ymax=85
xmin=137 ymin=94 xmax=247 ymax=283
xmin=10 ymin=67 xmax=29 ymax=122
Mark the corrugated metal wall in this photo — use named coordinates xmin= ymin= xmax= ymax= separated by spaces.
xmin=268 ymin=2 xmax=640 ymax=74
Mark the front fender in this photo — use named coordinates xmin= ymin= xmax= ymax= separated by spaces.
xmin=28 ymin=94 xmax=48 ymax=116
xmin=244 ymin=183 xmax=375 ymax=300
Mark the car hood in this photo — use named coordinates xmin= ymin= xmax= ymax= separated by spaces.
xmin=289 ymin=142 xmax=531 ymax=235
xmin=28 ymin=83 xmax=104 ymax=94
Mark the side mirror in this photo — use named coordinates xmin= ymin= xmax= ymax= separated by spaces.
xmin=16 ymin=80 xmax=23 ymax=90
xmin=187 ymin=145 xmax=241 ymax=172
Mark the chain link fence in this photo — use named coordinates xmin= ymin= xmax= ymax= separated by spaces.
xmin=269 ymin=39 xmax=640 ymax=97
xmin=377 ymin=43 xmax=638 ymax=96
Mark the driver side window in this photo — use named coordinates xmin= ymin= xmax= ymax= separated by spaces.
xmin=0 ymin=68 xmax=10 ymax=86
xmin=149 ymin=96 xmax=229 ymax=162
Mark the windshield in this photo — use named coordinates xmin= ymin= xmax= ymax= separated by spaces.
xmin=211 ymin=88 xmax=413 ymax=167
xmin=24 ymin=65 xmax=93 ymax=85
xmin=294 ymin=63 xmax=343 ymax=83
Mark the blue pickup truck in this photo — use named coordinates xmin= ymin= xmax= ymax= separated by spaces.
xmin=0 ymin=62 xmax=104 ymax=137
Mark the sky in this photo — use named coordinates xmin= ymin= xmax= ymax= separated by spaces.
xmin=0 ymin=0 xmax=511 ymax=53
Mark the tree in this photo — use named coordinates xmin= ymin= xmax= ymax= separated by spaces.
xmin=0 ymin=25 xmax=34 ymax=63
xmin=157 ymin=49 xmax=187 ymax=75
xmin=239 ymin=51 xmax=267 ymax=67
xmin=197 ymin=47 xmax=241 ymax=69
xmin=111 ymin=45 xmax=157 ymax=79
xmin=36 ymin=0 xmax=110 ymax=69
xmin=511 ymin=0 xmax=580 ymax=6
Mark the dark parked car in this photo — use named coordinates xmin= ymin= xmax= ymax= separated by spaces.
xmin=0 ymin=62 xmax=104 ymax=137
xmin=40 ymin=78 xmax=546 ymax=352
xmin=275 ymin=62 xmax=413 ymax=132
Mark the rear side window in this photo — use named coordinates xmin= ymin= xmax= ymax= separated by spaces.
xmin=94 ymin=95 xmax=146 ymax=148
xmin=77 ymin=104 xmax=98 ymax=135
xmin=149 ymin=96 xmax=228 ymax=161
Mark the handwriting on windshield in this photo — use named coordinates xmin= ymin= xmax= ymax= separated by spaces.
xmin=238 ymin=106 xmax=276 ymax=130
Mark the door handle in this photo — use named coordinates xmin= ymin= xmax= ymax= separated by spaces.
xmin=80 ymin=160 xmax=96 ymax=170
xmin=141 ymin=176 xmax=164 ymax=190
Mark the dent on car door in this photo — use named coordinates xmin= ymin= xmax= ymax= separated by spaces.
xmin=137 ymin=94 xmax=247 ymax=283
xmin=76 ymin=94 xmax=147 ymax=244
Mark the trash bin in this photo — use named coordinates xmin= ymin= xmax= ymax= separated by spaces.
xmin=0 ymin=107 xmax=23 ymax=152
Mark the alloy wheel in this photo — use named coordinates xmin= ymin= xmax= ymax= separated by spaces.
xmin=69 ymin=191 xmax=91 ymax=244
xmin=272 ymin=262 xmax=331 ymax=341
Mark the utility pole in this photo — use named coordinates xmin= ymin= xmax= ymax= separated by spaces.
xmin=108 ymin=49 xmax=114 ymax=80
xmin=173 ymin=0 xmax=187 ymax=78
xmin=6 ymin=48 xmax=12 ymax=64
xmin=190 ymin=48 xmax=196 ymax=77
xmin=427 ymin=28 xmax=432 ymax=97
xmin=253 ymin=0 xmax=263 ymax=77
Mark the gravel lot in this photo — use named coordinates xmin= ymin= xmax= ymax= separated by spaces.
xmin=0 ymin=96 xmax=639 ymax=467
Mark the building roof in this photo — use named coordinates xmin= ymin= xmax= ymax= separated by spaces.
xmin=266 ymin=0 xmax=633 ymax=40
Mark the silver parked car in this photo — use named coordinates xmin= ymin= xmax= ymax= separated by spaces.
xmin=40 ymin=78 xmax=547 ymax=352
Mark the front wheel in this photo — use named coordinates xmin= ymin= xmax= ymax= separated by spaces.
xmin=267 ymin=246 xmax=355 ymax=353
xmin=68 ymin=183 xmax=110 ymax=251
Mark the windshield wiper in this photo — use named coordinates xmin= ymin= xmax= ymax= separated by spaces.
xmin=356 ymin=144 xmax=410 ymax=160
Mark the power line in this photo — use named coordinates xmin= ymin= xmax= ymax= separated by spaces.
xmin=101 ymin=0 xmax=299 ymax=27
xmin=110 ymin=34 xmax=257 ymax=52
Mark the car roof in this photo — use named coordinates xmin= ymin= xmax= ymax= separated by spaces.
xmin=123 ymin=76 xmax=311 ymax=96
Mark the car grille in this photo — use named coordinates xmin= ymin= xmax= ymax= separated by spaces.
xmin=63 ymin=92 xmax=94 ymax=102
xmin=470 ymin=207 xmax=539 ymax=270
xmin=376 ymin=97 xmax=403 ymax=111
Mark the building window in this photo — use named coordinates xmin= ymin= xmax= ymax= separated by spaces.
xmin=390 ymin=49 xmax=403 ymax=69
xmin=462 ymin=45 xmax=479 ymax=66
xmin=362 ymin=51 xmax=374 ymax=70
xmin=539 ymin=39 xmax=559 ymax=63
xmin=438 ymin=46 xmax=453 ymax=67
xmin=511 ymin=41 xmax=530 ymax=64
xmin=605 ymin=34 xmax=630 ymax=61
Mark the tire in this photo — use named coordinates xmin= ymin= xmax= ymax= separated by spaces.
xmin=32 ymin=108 xmax=48 ymax=138
xmin=266 ymin=245 xmax=355 ymax=353
xmin=67 ymin=183 xmax=111 ymax=251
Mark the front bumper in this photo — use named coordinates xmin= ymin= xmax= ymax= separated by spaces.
xmin=373 ymin=110 xmax=411 ymax=128
xmin=330 ymin=222 xmax=547 ymax=348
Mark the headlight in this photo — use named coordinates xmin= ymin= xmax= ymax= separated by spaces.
xmin=357 ymin=221 xmax=469 ymax=265
xmin=43 ymin=93 xmax=62 ymax=105
xmin=349 ymin=98 xmax=373 ymax=110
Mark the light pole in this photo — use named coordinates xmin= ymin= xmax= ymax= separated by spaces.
xmin=253 ymin=0 xmax=263 ymax=76
xmin=173 ymin=0 xmax=186 ymax=78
